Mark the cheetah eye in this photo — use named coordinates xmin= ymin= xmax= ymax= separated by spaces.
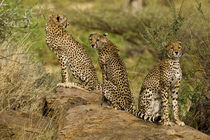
xmin=96 ymin=39 xmax=99 ymax=42
xmin=170 ymin=46 xmax=173 ymax=49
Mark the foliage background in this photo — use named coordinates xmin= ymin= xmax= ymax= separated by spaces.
xmin=0 ymin=0 xmax=209 ymax=136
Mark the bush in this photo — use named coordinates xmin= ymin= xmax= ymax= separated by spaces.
xmin=0 ymin=0 xmax=33 ymax=42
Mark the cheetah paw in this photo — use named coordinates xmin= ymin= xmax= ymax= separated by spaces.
xmin=57 ymin=83 xmax=66 ymax=87
xmin=163 ymin=121 xmax=173 ymax=126
xmin=175 ymin=120 xmax=185 ymax=126
xmin=57 ymin=82 xmax=73 ymax=88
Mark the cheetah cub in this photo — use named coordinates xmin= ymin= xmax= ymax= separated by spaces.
xmin=89 ymin=33 xmax=134 ymax=111
xmin=45 ymin=14 xmax=100 ymax=92
xmin=137 ymin=41 xmax=185 ymax=126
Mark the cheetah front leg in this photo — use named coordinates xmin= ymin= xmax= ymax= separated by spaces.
xmin=57 ymin=56 xmax=69 ymax=87
xmin=56 ymin=57 xmax=90 ymax=92
xmin=160 ymin=86 xmax=172 ymax=126
xmin=171 ymin=82 xmax=185 ymax=126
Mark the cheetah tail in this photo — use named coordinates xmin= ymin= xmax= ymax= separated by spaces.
xmin=128 ymin=107 xmax=161 ymax=123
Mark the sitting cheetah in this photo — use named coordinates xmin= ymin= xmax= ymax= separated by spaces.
xmin=89 ymin=33 xmax=134 ymax=111
xmin=45 ymin=14 xmax=100 ymax=92
xmin=137 ymin=41 xmax=185 ymax=126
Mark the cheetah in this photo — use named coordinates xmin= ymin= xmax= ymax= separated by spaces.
xmin=45 ymin=14 xmax=100 ymax=92
xmin=89 ymin=33 xmax=134 ymax=111
xmin=137 ymin=41 xmax=185 ymax=126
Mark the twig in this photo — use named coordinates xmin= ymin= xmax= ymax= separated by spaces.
xmin=0 ymin=0 xmax=7 ymax=7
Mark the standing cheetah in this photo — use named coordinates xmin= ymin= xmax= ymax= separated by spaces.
xmin=89 ymin=33 xmax=134 ymax=111
xmin=45 ymin=14 xmax=100 ymax=92
xmin=137 ymin=41 xmax=185 ymax=126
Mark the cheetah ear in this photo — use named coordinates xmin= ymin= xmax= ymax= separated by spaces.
xmin=103 ymin=33 xmax=108 ymax=37
xmin=89 ymin=33 xmax=93 ymax=37
xmin=56 ymin=16 xmax=60 ymax=22
xmin=162 ymin=42 xmax=168 ymax=48
xmin=177 ymin=41 xmax=182 ymax=45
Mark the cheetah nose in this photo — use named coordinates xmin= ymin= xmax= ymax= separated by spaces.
xmin=175 ymin=52 xmax=178 ymax=55
xmin=91 ymin=44 xmax=95 ymax=48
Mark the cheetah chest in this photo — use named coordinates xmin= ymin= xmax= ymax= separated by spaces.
xmin=170 ymin=63 xmax=182 ymax=87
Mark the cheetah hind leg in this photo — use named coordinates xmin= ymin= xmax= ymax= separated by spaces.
xmin=139 ymin=89 xmax=162 ymax=123
xmin=101 ymin=95 xmax=112 ymax=107
xmin=57 ymin=82 xmax=90 ymax=92
xmin=102 ymin=80 xmax=122 ymax=110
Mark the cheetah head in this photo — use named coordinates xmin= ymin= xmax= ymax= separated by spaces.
xmin=162 ymin=41 xmax=182 ymax=59
xmin=89 ymin=33 xmax=108 ymax=50
xmin=50 ymin=14 xmax=69 ymax=29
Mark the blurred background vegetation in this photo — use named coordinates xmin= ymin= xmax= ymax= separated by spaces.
xmin=0 ymin=0 xmax=209 ymax=136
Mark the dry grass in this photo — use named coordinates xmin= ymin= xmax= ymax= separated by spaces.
xmin=0 ymin=34 xmax=60 ymax=139
xmin=0 ymin=34 xmax=58 ymax=114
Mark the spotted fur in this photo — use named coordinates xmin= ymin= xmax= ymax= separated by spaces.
xmin=89 ymin=33 xmax=134 ymax=110
xmin=45 ymin=14 xmax=100 ymax=91
xmin=137 ymin=41 xmax=185 ymax=126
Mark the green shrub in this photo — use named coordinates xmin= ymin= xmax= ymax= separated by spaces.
xmin=0 ymin=0 xmax=34 ymax=42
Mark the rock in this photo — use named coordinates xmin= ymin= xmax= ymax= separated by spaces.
xmin=44 ymin=87 xmax=209 ymax=140
xmin=43 ymin=87 xmax=102 ymax=117
xmin=58 ymin=104 xmax=209 ymax=140
xmin=0 ymin=110 xmax=55 ymax=139
xmin=2 ymin=87 xmax=208 ymax=139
